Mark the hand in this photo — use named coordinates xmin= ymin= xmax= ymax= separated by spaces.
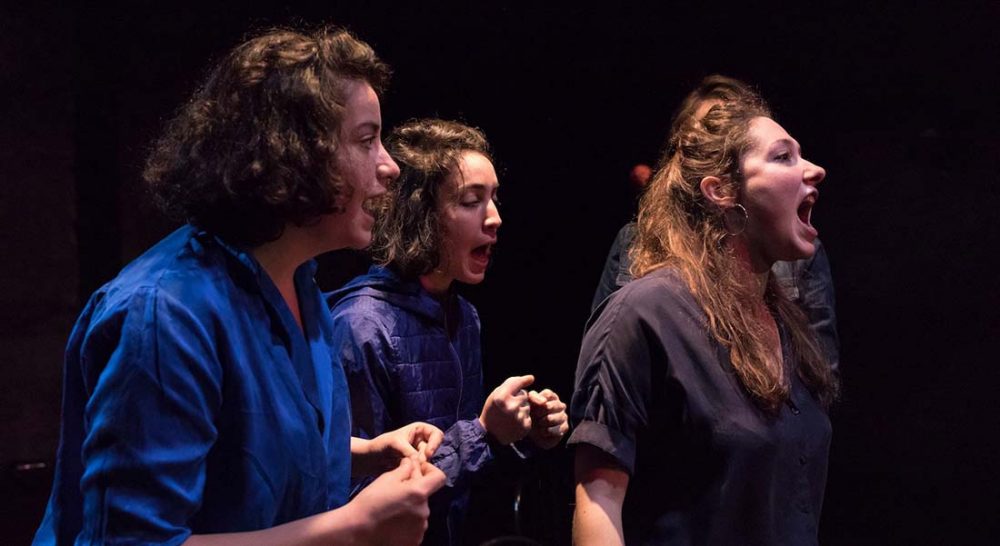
xmin=479 ymin=375 xmax=534 ymax=445
xmin=347 ymin=457 xmax=447 ymax=546
xmin=527 ymin=388 xmax=569 ymax=449
xmin=352 ymin=422 xmax=444 ymax=476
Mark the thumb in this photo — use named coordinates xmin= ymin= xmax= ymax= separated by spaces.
xmin=416 ymin=462 xmax=447 ymax=495
xmin=502 ymin=374 xmax=535 ymax=395
xmin=527 ymin=390 xmax=547 ymax=405
xmin=389 ymin=457 xmax=414 ymax=482
xmin=394 ymin=436 xmax=419 ymax=458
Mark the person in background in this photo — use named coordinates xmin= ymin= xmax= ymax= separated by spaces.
xmin=34 ymin=27 xmax=445 ymax=546
xmin=571 ymin=76 xmax=839 ymax=545
xmin=328 ymin=118 xmax=569 ymax=545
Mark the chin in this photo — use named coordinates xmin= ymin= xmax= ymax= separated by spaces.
xmin=348 ymin=232 xmax=373 ymax=250
xmin=789 ymin=239 xmax=817 ymax=260
xmin=458 ymin=271 xmax=486 ymax=285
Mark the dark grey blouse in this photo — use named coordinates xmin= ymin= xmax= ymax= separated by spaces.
xmin=569 ymin=268 xmax=831 ymax=546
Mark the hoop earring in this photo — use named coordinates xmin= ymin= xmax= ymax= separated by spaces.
xmin=723 ymin=204 xmax=749 ymax=236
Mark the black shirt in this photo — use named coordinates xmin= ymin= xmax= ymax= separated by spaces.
xmin=570 ymin=268 xmax=831 ymax=545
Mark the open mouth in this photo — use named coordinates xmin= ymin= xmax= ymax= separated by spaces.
xmin=471 ymin=244 xmax=492 ymax=262
xmin=797 ymin=194 xmax=817 ymax=226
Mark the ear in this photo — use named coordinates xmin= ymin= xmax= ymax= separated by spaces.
xmin=700 ymin=175 xmax=736 ymax=208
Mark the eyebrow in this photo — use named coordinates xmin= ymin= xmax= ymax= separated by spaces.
xmin=458 ymin=181 xmax=499 ymax=191
xmin=771 ymin=138 xmax=800 ymax=152
xmin=353 ymin=121 xmax=381 ymax=134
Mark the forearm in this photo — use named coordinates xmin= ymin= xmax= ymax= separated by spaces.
xmin=573 ymin=482 xmax=625 ymax=546
xmin=350 ymin=437 xmax=374 ymax=477
xmin=573 ymin=444 xmax=628 ymax=546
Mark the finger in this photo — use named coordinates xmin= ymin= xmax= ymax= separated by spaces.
xmin=423 ymin=428 xmax=444 ymax=457
xmin=536 ymin=410 xmax=568 ymax=427
xmin=410 ymin=423 xmax=437 ymax=444
xmin=417 ymin=462 xmax=447 ymax=494
xmin=539 ymin=388 xmax=560 ymax=402
xmin=517 ymin=390 xmax=531 ymax=408
xmin=500 ymin=375 xmax=535 ymax=396
xmin=547 ymin=424 xmax=566 ymax=436
xmin=408 ymin=455 xmax=423 ymax=480
xmin=519 ymin=407 xmax=532 ymax=429
xmin=395 ymin=437 xmax=419 ymax=458
xmin=534 ymin=399 xmax=566 ymax=414
xmin=527 ymin=390 xmax=547 ymax=406
xmin=415 ymin=441 xmax=428 ymax=463
xmin=546 ymin=400 xmax=567 ymax=413
xmin=392 ymin=457 xmax=414 ymax=481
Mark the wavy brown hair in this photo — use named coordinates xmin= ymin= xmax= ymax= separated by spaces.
xmin=143 ymin=26 xmax=390 ymax=247
xmin=375 ymin=119 xmax=491 ymax=279
xmin=632 ymin=76 xmax=838 ymax=412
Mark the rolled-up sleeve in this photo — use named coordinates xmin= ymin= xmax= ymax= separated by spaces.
xmin=78 ymin=288 xmax=223 ymax=545
xmin=569 ymin=291 xmax=659 ymax=476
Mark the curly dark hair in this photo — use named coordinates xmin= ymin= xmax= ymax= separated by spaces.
xmin=143 ymin=26 xmax=391 ymax=247
xmin=374 ymin=119 xmax=491 ymax=279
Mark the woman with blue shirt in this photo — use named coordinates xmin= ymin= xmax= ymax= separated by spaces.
xmin=34 ymin=27 xmax=444 ymax=545
xmin=328 ymin=119 xmax=570 ymax=545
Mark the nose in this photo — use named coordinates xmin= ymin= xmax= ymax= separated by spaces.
xmin=485 ymin=198 xmax=502 ymax=232
xmin=804 ymin=159 xmax=826 ymax=187
xmin=375 ymin=143 xmax=400 ymax=193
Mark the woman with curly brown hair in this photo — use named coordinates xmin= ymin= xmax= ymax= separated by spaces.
xmin=34 ymin=27 xmax=445 ymax=545
xmin=570 ymin=76 xmax=838 ymax=545
xmin=327 ymin=118 xmax=569 ymax=545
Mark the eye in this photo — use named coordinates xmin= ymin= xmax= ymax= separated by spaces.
xmin=361 ymin=136 xmax=377 ymax=148
xmin=460 ymin=197 xmax=482 ymax=208
xmin=774 ymin=151 xmax=792 ymax=162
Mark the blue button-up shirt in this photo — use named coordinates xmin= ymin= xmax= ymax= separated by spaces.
xmin=34 ymin=226 xmax=351 ymax=545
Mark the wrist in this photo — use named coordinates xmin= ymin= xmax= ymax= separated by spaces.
xmin=480 ymin=415 xmax=511 ymax=446
xmin=323 ymin=502 xmax=374 ymax=545
xmin=351 ymin=437 xmax=373 ymax=458
xmin=350 ymin=437 xmax=377 ymax=477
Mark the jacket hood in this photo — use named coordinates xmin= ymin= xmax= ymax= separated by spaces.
xmin=325 ymin=265 xmax=448 ymax=323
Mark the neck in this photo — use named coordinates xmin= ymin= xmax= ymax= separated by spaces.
xmin=728 ymin=236 xmax=771 ymax=299
xmin=251 ymin=227 xmax=318 ymax=329
xmin=418 ymin=271 xmax=453 ymax=299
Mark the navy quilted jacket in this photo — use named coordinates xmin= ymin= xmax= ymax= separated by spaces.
xmin=327 ymin=265 xmax=492 ymax=545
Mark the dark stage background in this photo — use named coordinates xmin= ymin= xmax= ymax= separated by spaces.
xmin=3 ymin=2 xmax=998 ymax=544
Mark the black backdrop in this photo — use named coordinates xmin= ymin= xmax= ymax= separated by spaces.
xmin=3 ymin=2 xmax=999 ymax=544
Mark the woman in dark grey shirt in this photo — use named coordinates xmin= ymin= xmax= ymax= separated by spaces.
xmin=570 ymin=76 xmax=839 ymax=545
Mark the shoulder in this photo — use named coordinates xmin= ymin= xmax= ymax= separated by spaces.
xmin=95 ymin=229 xmax=220 ymax=313
xmin=329 ymin=296 xmax=393 ymax=340
xmin=81 ymin=231 xmax=258 ymax=363
xmin=456 ymin=294 xmax=481 ymax=328
xmin=581 ymin=267 xmax=709 ymax=365
xmin=600 ymin=267 xmax=701 ymax=323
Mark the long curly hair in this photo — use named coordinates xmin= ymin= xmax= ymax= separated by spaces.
xmin=631 ymin=76 xmax=838 ymax=412
xmin=375 ymin=118 xmax=491 ymax=279
xmin=143 ymin=26 xmax=390 ymax=247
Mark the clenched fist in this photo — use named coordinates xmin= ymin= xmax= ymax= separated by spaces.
xmin=479 ymin=375 xmax=534 ymax=445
